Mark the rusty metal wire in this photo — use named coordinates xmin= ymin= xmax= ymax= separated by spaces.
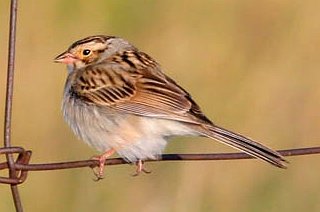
xmin=0 ymin=147 xmax=31 ymax=184
xmin=3 ymin=0 xmax=23 ymax=211
xmin=1 ymin=0 xmax=320 ymax=211
xmin=0 ymin=146 xmax=319 ymax=174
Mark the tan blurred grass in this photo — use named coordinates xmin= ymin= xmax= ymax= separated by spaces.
xmin=1 ymin=0 xmax=320 ymax=211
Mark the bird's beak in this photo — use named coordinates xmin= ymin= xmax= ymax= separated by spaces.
xmin=54 ymin=51 xmax=77 ymax=64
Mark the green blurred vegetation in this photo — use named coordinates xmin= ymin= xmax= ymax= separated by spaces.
xmin=1 ymin=0 xmax=320 ymax=211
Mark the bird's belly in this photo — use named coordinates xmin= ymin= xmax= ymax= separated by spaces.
xmin=62 ymin=97 xmax=197 ymax=162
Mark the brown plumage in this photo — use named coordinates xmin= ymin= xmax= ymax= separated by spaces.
xmin=55 ymin=35 xmax=287 ymax=177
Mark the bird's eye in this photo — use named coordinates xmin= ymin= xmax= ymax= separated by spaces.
xmin=82 ymin=49 xmax=91 ymax=56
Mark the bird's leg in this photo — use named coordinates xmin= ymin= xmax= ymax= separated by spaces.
xmin=132 ymin=160 xmax=151 ymax=176
xmin=91 ymin=148 xmax=116 ymax=180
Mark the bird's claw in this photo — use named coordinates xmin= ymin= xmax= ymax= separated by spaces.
xmin=131 ymin=160 xmax=152 ymax=176
xmin=90 ymin=149 xmax=116 ymax=181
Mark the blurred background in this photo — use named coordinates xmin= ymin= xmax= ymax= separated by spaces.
xmin=1 ymin=0 xmax=320 ymax=211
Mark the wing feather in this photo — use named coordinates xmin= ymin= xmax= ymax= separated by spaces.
xmin=69 ymin=61 xmax=210 ymax=124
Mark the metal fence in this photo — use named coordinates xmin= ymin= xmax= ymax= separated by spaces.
xmin=1 ymin=1 xmax=320 ymax=211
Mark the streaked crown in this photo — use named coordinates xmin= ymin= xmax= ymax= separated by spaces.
xmin=54 ymin=35 xmax=135 ymax=69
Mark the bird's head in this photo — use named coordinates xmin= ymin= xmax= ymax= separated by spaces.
xmin=54 ymin=35 xmax=134 ymax=70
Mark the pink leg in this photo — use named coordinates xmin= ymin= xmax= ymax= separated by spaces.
xmin=132 ymin=160 xmax=151 ymax=176
xmin=91 ymin=149 xmax=116 ymax=180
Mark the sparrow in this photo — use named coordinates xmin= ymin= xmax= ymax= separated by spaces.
xmin=54 ymin=35 xmax=287 ymax=178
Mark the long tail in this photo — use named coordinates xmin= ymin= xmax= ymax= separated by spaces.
xmin=201 ymin=124 xmax=287 ymax=168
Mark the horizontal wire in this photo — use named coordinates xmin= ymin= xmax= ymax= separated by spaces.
xmin=0 ymin=146 xmax=317 ymax=172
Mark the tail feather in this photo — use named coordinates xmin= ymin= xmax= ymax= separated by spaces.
xmin=202 ymin=125 xmax=287 ymax=168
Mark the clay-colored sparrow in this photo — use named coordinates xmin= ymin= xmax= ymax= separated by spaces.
xmin=54 ymin=35 xmax=287 ymax=178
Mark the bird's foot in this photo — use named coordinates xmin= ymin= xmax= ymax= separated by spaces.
xmin=91 ymin=149 xmax=116 ymax=181
xmin=132 ymin=160 xmax=151 ymax=176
